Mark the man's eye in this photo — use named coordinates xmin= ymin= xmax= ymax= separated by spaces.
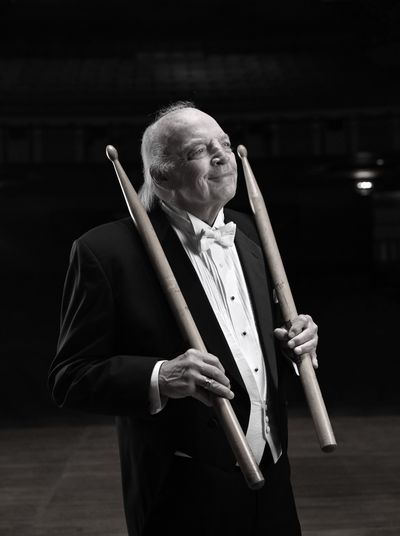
xmin=189 ymin=147 xmax=205 ymax=158
xmin=223 ymin=141 xmax=232 ymax=149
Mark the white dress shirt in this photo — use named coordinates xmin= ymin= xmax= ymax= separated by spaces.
xmin=148 ymin=202 xmax=282 ymax=464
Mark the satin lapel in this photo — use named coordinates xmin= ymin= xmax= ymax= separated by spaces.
xmin=233 ymin=227 xmax=279 ymax=390
xmin=149 ymin=210 xmax=246 ymax=390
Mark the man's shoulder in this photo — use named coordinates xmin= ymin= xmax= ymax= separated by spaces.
xmin=75 ymin=217 xmax=138 ymax=257
xmin=73 ymin=209 xmax=169 ymax=263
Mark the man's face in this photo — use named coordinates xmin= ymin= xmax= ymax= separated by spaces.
xmin=155 ymin=108 xmax=237 ymax=223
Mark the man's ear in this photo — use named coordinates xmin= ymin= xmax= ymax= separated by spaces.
xmin=150 ymin=165 xmax=173 ymax=198
xmin=150 ymin=165 xmax=168 ymax=185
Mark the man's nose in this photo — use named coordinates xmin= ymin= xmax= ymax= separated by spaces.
xmin=211 ymin=143 xmax=229 ymax=166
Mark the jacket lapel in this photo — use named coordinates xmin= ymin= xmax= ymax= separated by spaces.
xmin=149 ymin=209 xmax=246 ymax=390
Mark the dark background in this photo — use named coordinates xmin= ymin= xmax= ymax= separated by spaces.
xmin=1 ymin=0 xmax=400 ymax=425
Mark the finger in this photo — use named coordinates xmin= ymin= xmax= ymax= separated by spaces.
xmin=288 ymin=314 xmax=310 ymax=338
xmin=311 ymin=350 xmax=319 ymax=369
xmin=203 ymin=378 xmax=235 ymax=400
xmin=292 ymin=338 xmax=318 ymax=356
xmin=288 ymin=324 xmax=303 ymax=338
xmin=287 ymin=328 xmax=318 ymax=349
xmin=200 ymin=377 xmax=234 ymax=400
xmin=273 ymin=327 xmax=289 ymax=342
xmin=200 ymin=363 xmax=231 ymax=387
xmin=184 ymin=349 xmax=225 ymax=373
xmin=202 ymin=352 xmax=226 ymax=373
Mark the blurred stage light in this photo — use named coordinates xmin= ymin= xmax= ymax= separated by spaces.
xmin=355 ymin=180 xmax=374 ymax=196
xmin=353 ymin=169 xmax=375 ymax=180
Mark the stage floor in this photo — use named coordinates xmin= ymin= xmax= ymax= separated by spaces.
xmin=1 ymin=414 xmax=399 ymax=535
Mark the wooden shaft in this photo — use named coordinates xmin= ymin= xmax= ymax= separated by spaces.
xmin=105 ymin=145 xmax=265 ymax=489
xmin=237 ymin=145 xmax=336 ymax=452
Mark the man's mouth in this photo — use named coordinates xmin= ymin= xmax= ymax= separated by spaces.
xmin=208 ymin=171 xmax=234 ymax=181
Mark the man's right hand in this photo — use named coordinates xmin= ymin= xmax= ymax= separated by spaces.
xmin=159 ymin=349 xmax=235 ymax=407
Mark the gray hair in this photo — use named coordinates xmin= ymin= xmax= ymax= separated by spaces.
xmin=139 ymin=101 xmax=197 ymax=211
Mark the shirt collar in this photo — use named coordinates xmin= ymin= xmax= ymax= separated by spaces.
xmin=160 ymin=201 xmax=226 ymax=247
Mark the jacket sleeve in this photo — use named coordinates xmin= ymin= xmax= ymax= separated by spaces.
xmin=48 ymin=238 xmax=160 ymax=417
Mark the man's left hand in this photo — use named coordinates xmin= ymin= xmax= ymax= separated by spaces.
xmin=274 ymin=314 xmax=318 ymax=369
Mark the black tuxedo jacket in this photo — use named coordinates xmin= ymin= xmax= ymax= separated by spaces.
xmin=48 ymin=208 xmax=290 ymax=536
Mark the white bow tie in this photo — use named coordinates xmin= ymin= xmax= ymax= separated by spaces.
xmin=198 ymin=221 xmax=236 ymax=252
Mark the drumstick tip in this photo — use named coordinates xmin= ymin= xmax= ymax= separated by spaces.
xmin=237 ymin=145 xmax=248 ymax=159
xmin=106 ymin=145 xmax=118 ymax=162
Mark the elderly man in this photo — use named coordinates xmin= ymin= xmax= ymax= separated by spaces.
xmin=49 ymin=102 xmax=318 ymax=536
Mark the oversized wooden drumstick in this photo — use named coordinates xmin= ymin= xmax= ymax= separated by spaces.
xmin=237 ymin=145 xmax=336 ymax=452
xmin=106 ymin=145 xmax=265 ymax=489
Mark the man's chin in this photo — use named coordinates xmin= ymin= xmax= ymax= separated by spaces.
xmin=216 ymin=185 xmax=237 ymax=207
